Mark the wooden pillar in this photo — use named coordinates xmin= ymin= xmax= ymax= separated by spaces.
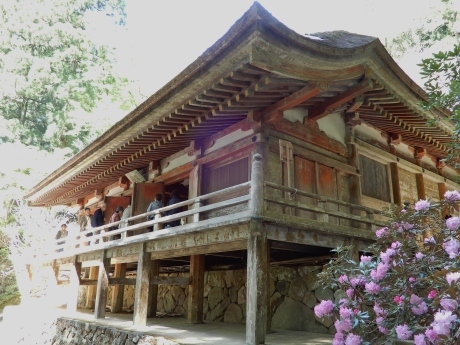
xmin=347 ymin=141 xmax=362 ymax=226
xmin=246 ymin=153 xmax=268 ymax=345
xmin=86 ymin=266 xmax=99 ymax=309
xmin=188 ymin=164 xmax=202 ymax=224
xmin=67 ymin=256 xmax=82 ymax=312
xmin=147 ymin=260 xmax=160 ymax=318
xmin=133 ymin=243 xmax=151 ymax=326
xmin=416 ymin=173 xmax=426 ymax=200
xmin=187 ymin=254 xmax=205 ymax=323
xmin=94 ymin=251 xmax=111 ymax=319
xmin=438 ymin=182 xmax=449 ymax=218
xmin=52 ymin=260 xmax=60 ymax=283
xmin=111 ymin=263 xmax=126 ymax=313
xmin=390 ymin=162 xmax=402 ymax=206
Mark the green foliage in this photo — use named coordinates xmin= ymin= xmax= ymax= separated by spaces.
xmin=0 ymin=0 xmax=128 ymax=153
xmin=385 ymin=0 xmax=460 ymax=59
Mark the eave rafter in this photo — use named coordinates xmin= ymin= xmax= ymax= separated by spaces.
xmin=42 ymin=70 xmax=272 ymax=206
xmin=308 ymin=78 xmax=374 ymax=121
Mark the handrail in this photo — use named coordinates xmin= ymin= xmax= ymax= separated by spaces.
xmin=40 ymin=182 xmax=252 ymax=255
xmin=264 ymin=181 xmax=381 ymax=214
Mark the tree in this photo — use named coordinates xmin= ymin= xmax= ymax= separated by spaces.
xmin=0 ymin=0 xmax=130 ymax=153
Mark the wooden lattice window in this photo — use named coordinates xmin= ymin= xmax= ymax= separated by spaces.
xmin=359 ymin=155 xmax=391 ymax=202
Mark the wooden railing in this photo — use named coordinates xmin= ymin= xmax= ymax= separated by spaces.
xmin=37 ymin=182 xmax=252 ymax=257
xmin=263 ymin=181 xmax=386 ymax=231
xmin=31 ymin=155 xmax=388 ymax=260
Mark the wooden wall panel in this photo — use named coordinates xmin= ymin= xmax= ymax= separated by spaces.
xmin=398 ymin=168 xmax=418 ymax=204
xmin=266 ymin=151 xmax=283 ymax=213
xmin=317 ymin=164 xmax=338 ymax=225
xmin=359 ymin=155 xmax=391 ymax=202
xmin=338 ymin=173 xmax=351 ymax=227
xmin=424 ymin=178 xmax=440 ymax=202
xmin=294 ymin=156 xmax=316 ymax=220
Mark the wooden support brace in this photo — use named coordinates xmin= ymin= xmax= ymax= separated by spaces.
xmin=86 ymin=266 xmax=99 ymax=309
xmin=188 ymin=254 xmax=205 ymax=324
xmin=110 ymin=263 xmax=126 ymax=313
xmin=133 ymin=243 xmax=151 ymax=326
xmin=94 ymin=251 xmax=110 ymax=319
xmin=67 ymin=256 xmax=82 ymax=312
xmin=390 ymin=162 xmax=402 ymax=206
xmin=147 ymin=260 xmax=160 ymax=318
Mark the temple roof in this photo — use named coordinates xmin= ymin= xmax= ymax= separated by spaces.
xmin=25 ymin=2 xmax=453 ymax=206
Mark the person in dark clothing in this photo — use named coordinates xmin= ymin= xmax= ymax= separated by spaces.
xmin=91 ymin=203 xmax=106 ymax=243
xmin=108 ymin=206 xmax=124 ymax=240
xmin=55 ymin=224 xmax=68 ymax=252
xmin=165 ymin=189 xmax=182 ymax=228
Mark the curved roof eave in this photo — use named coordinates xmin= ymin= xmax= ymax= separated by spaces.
xmin=25 ymin=1 xmax=451 ymax=203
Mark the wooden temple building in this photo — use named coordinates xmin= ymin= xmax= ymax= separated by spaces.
xmin=24 ymin=3 xmax=459 ymax=344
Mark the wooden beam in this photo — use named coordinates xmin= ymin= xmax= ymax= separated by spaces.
xmin=416 ymin=173 xmax=426 ymax=201
xmin=94 ymin=251 xmax=110 ymax=319
xmin=188 ymin=254 xmax=205 ymax=324
xmin=85 ymin=266 xmax=98 ymax=309
xmin=133 ymin=243 xmax=151 ymax=326
xmin=67 ymin=256 xmax=81 ymax=312
xmin=110 ymin=263 xmax=126 ymax=313
xmin=263 ymin=84 xmax=320 ymax=123
xmin=308 ymin=79 xmax=373 ymax=121
xmin=346 ymin=96 xmax=364 ymax=113
xmin=390 ymin=163 xmax=402 ymax=206
xmin=147 ymin=260 xmax=160 ymax=318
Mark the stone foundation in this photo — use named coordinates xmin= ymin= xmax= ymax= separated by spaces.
xmin=78 ymin=266 xmax=336 ymax=334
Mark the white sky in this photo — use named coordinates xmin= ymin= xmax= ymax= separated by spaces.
xmin=94 ymin=0 xmax=438 ymax=98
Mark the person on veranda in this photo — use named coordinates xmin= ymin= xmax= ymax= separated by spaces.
xmin=55 ymin=224 xmax=68 ymax=253
xmin=78 ymin=207 xmax=93 ymax=246
xmin=108 ymin=206 xmax=124 ymax=240
xmin=146 ymin=194 xmax=164 ymax=231
xmin=91 ymin=203 xmax=107 ymax=243
xmin=165 ymin=189 xmax=183 ymax=228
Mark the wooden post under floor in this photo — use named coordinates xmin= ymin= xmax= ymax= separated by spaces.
xmin=147 ymin=260 xmax=160 ymax=318
xmin=416 ymin=173 xmax=426 ymax=200
xmin=111 ymin=263 xmax=126 ymax=313
xmin=94 ymin=251 xmax=111 ymax=319
xmin=438 ymin=182 xmax=448 ymax=217
xmin=86 ymin=266 xmax=99 ymax=309
xmin=187 ymin=254 xmax=205 ymax=324
xmin=246 ymin=152 xmax=268 ymax=345
xmin=133 ymin=243 xmax=151 ymax=326
xmin=246 ymin=220 xmax=268 ymax=345
xmin=67 ymin=256 xmax=82 ymax=312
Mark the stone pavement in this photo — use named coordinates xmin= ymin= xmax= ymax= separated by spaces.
xmin=70 ymin=308 xmax=333 ymax=345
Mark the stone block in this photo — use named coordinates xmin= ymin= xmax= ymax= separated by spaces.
xmin=237 ymin=285 xmax=246 ymax=304
xmin=302 ymin=291 xmax=317 ymax=309
xmin=276 ymin=281 xmax=290 ymax=295
xmin=223 ymin=303 xmax=243 ymax=323
xmin=207 ymin=287 xmax=224 ymax=309
xmin=288 ymin=277 xmax=307 ymax=302
xmin=314 ymin=287 xmax=334 ymax=302
xmin=208 ymin=271 xmax=226 ymax=287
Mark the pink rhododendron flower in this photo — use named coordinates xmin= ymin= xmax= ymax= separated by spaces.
xmin=425 ymin=328 xmax=438 ymax=342
xmin=350 ymin=277 xmax=365 ymax=287
xmin=414 ymin=199 xmax=430 ymax=211
xmin=338 ymin=275 xmax=348 ymax=284
xmin=446 ymin=272 xmax=460 ymax=285
xmin=314 ymin=300 xmax=334 ymax=318
xmin=428 ymin=290 xmax=437 ymax=299
xmin=424 ymin=236 xmax=436 ymax=245
xmin=415 ymin=252 xmax=424 ymax=260
xmin=365 ymin=282 xmax=381 ymax=294
xmin=444 ymin=190 xmax=460 ymax=202
xmin=446 ymin=217 xmax=460 ymax=231
xmin=375 ymin=227 xmax=388 ymax=238
xmin=360 ymin=255 xmax=372 ymax=263
xmin=373 ymin=303 xmax=386 ymax=316
xmin=394 ymin=296 xmax=404 ymax=304
xmin=432 ymin=310 xmax=456 ymax=336
xmin=335 ymin=318 xmax=352 ymax=333
xmin=391 ymin=241 xmax=401 ymax=249
xmin=411 ymin=301 xmax=428 ymax=316
xmin=378 ymin=325 xmax=389 ymax=334
xmin=395 ymin=324 xmax=413 ymax=340
xmin=380 ymin=248 xmax=396 ymax=264
xmin=440 ymin=298 xmax=458 ymax=312
xmin=346 ymin=288 xmax=354 ymax=298
xmin=409 ymin=277 xmax=416 ymax=282
xmin=401 ymin=209 xmax=407 ymax=213
xmin=333 ymin=332 xmax=344 ymax=345
xmin=444 ymin=239 xmax=460 ymax=258
xmin=339 ymin=307 xmax=353 ymax=319
xmin=414 ymin=334 xmax=427 ymax=345
xmin=370 ymin=262 xmax=389 ymax=281
xmin=344 ymin=333 xmax=362 ymax=345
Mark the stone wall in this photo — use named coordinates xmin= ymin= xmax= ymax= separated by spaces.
xmin=77 ymin=266 xmax=336 ymax=334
